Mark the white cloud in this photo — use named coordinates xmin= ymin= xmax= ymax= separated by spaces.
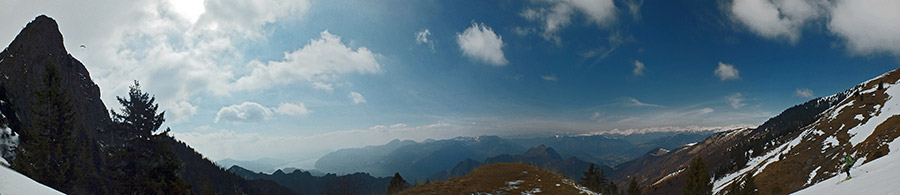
xmin=415 ymin=28 xmax=435 ymax=51
xmin=389 ymin=123 xmax=408 ymax=128
xmin=519 ymin=0 xmax=617 ymax=43
xmin=166 ymin=100 xmax=198 ymax=124
xmin=565 ymin=0 xmax=617 ymax=25
xmin=215 ymin=102 xmax=274 ymax=123
xmin=695 ymin=107 xmax=716 ymax=115
xmin=312 ymin=82 xmax=334 ymax=92
xmin=624 ymin=0 xmax=644 ymax=20
xmin=632 ymin=60 xmax=645 ymax=76
xmin=457 ymin=22 xmax=508 ymax=66
xmin=726 ymin=0 xmax=900 ymax=57
xmin=729 ymin=0 xmax=823 ymax=43
xmin=829 ymin=0 xmax=900 ymax=56
xmin=590 ymin=112 xmax=603 ymax=121
xmin=196 ymin=0 xmax=310 ymax=39
xmin=274 ymin=103 xmax=310 ymax=117
xmin=234 ymin=30 xmax=381 ymax=91
xmin=541 ymin=74 xmax=558 ymax=81
xmin=625 ymin=97 xmax=663 ymax=108
xmin=727 ymin=93 xmax=746 ymax=109
xmin=795 ymin=88 xmax=814 ymax=98
xmin=349 ymin=91 xmax=367 ymax=104
xmin=0 ymin=0 xmax=314 ymax=126
xmin=714 ymin=62 xmax=741 ymax=81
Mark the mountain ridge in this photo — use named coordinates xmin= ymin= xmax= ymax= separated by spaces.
xmin=613 ymin=68 xmax=900 ymax=194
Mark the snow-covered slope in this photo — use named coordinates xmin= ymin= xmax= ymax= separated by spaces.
xmin=712 ymin=69 xmax=900 ymax=194
xmin=793 ymin=136 xmax=900 ymax=194
xmin=0 ymin=165 xmax=64 ymax=195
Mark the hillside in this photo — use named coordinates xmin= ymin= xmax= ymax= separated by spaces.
xmin=397 ymin=162 xmax=596 ymax=195
xmin=792 ymin=136 xmax=900 ymax=194
xmin=614 ymin=68 xmax=900 ymax=194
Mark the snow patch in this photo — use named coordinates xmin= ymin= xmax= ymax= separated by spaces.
xmin=828 ymin=100 xmax=854 ymax=120
xmin=824 ymin=136 xmax=839 ymax=147
xmin=653 ymin=168 xmax=685 ymax=186
xmin=853 ymin=114 xmax=864 ymax=121
xmin=806 ymin=166 xmax=820 ymax=185
xmin=522 ymin=188 xmax=542 ymax=194
xmin=0 ymin=126 xmax=17 ymax=165
xmin=847 ymin=82 xmax=900 ymax=146
xmin=0 ymin=165 xmax=64 ymax=194
xmin=562 ymin=179 xmax=599 ymax=195
xmin=714 ymin=131 xmax=804 ymax=193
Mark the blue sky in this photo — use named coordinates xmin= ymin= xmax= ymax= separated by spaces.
xmin=2 ymin=0 xmax=899 ymax=167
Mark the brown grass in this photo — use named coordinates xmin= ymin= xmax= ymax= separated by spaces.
xmin=397 ymin=162 xmax=591 ymax=195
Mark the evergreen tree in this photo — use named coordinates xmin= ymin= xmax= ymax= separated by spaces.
xmin=109 ymin=81 xmax=187 ymax=194
xmin=580 ymin=163 xmax=602 ymax=192
xmin=111 ymin=80 xmax=165 ymax=140
xmin=581 ymin=163 xmax=618 ymax=194
xmin=683 ymin=157 xmax=712 ymax=195
xmin=12 ymin=63 xmax=79 ymax=192
xmin=628 ymin=176 xmax=641 ymax=195
xmin=387 ymin=172 xmax=408 ymax=195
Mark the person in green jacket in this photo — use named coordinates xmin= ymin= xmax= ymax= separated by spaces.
xmin=842 ymin=155 xmax=855 ymax=180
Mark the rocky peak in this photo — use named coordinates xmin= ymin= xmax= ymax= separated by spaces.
xmin=523 ymin=144 xmax=563 ymax=160
xmin=6 ymin=15 xmax=66 ymax=57
xmin=0 ymin=15 xmax=111 ymax=144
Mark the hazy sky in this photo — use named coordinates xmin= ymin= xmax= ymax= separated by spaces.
xmin=2 ymin=0 xmax=899 ymax=167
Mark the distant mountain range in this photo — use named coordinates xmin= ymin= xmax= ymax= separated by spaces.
xmin=430 ymin=144 xmax=601 ymax=182
xmin=228 ymin=165 xmax=391 ymax=195
xmin=310 ymin=131 xmax=716 ymax=182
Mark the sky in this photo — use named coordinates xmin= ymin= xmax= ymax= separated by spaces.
xmin=1 ymin=0 xmax=899 ymax=168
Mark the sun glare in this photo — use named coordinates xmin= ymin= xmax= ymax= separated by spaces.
xmin=168 ymin=0 xmax=205 ymax=23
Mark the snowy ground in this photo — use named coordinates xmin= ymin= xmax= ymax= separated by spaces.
xmin=0 ymin=165 xmax=63 ymax=195
xmin=792 ymin=137 xmax=900 ymax=195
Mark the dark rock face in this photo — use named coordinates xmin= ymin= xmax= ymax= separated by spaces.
xmin=0 ymin=15 xmax=113 ymax=144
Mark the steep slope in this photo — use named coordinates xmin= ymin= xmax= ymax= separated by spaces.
xmin=0 ymin=165 xmax=63 ymax=195
xmin=398 ymin=162 xmax=597 ymax=195
xmin=229 ymin=165 xmax=392 ymax=195
xmin=792 ymin=136 xmax=900 ymax=194
xmin=614 ymin=68 xmax=900 ymax=195
xmin=612 ymin=128 xmax=752 ymax=195
xmin=162 ymin=137 xmax=295 ymax=195
xmin=712 ymin=69 xmax=900 ymax=194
